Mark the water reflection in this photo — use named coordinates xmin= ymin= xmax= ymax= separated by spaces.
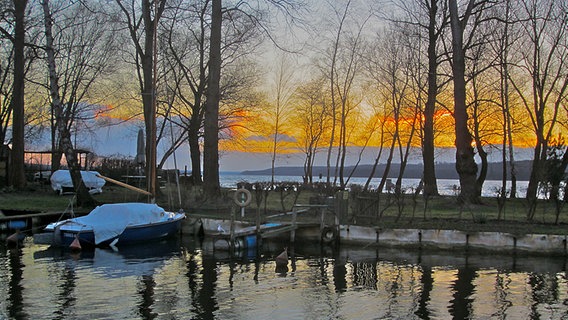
xmin=0 ymin=237 xmax=567 ymax=319
xmin=54 ymin=259 xmax=77 ymax=320
xmin=6 ymin=247 xmax=25 ymax=319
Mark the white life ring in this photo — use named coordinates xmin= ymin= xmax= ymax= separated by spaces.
xmin=321 ymin=226 xmax=338 ymax=243
xmin=233 ymin=188 xmax=252 ymax=207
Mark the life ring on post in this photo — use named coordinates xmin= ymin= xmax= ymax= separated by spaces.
xmin=233 ymin=188 xmax=252 ymax=207
xmin=321 ymin=226 xmax=338 ymax=244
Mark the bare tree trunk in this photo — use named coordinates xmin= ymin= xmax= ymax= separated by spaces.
xmin=527 ymin=144 xmax=546 ymax=220
xmin=271 ymin=114 xmax=279 ymax=186
xmin=142 ymin=0 xmax=160 ymax=198
xmin=9 ymin=0 xmax=27 ymax=189
xmin=471 ymin=75 xmax=488 ymax=198
xmin=269 ymin=56 xmax=294 ymax=186
xmin=188 ymin=127 xmax=202 ymax=185
xmin=203 ymin=0 xmax=222 ymax=197
xmin=364 ymin=122 xmax=385 ymax=191
xmin=378 ymin=136 xmax=397 ymax=193
xmin=326 ymin=61 xmax=338 ymax=187
xmin=338 ymin=97 xmax=347 ymax=187
xmin=188 ymin=83 xmax=205 ymax=185
xmin=397 ymin=107 xmax=419 ymax=194
xmin=325 ymin=1 xmax=350 ymax=187
xmin=507 ymin=0 xmax=568 ymax=220
xmin=42 ymin=0 xmax=95 ymax=207
xmin=164 ymin=10 xmax=206 ymax=185
xmin=115 ymin=0 xmax=166 ymax=198
xmin=295 ymin=79 xmax=326 ymax=186
xmin=448 ymin=0 xmax=479 ymax=204
xmin=499 ymin=0 xmax=516 ymax=200
xmin=507 ymin=111 xmax=517 ymax=198
xmin=422 ymin=0 xmax=441 ymax=198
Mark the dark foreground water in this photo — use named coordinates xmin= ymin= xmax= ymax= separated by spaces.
xmin=1 ymin=235 xmax=567 ymax=320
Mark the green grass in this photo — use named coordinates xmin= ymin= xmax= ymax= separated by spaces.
xmin=0 ymin=189 xmax=74 ymax=212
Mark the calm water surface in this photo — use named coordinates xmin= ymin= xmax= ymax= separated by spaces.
xmin=220 ymin=174 xmax=530 ymax=198
xmin=1 ymin=235 xmax=567 ymax=320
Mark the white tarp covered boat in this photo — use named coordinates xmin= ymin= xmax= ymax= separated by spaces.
xmin=40 ymin=203 xmax=186 ymax=247
xmin=50 ymin=170 xmax=106 ymax=194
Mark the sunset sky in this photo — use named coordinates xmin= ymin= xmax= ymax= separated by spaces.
xmin=25 ymin=113 xmax=535 ymax=172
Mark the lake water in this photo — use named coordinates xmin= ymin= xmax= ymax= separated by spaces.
xmin=1 ymin=235 xmax=567 ymax=320
xmin=220 ymin=173 xmax=530 ymax=198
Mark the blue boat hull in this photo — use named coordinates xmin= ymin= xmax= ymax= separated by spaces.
xmin=58 ymin=217 xmax=184 ymax=247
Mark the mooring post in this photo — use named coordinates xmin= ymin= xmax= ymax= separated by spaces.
xmin=256 ymin=206 xmax=261 ymax=237
xmin=230 ymin=207 xmax=235 ymax=254
xmin=334 ymin=209 xmax=340 ymax=245
xmin=291 ymin=207 xmax=297 ymax=243
xmin=320 ymin=207 xmax=325 ymax=243
xmin=256 ymin=205 xmax=261 ymax=251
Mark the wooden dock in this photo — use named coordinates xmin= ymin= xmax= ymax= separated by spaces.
xmin=207 ymin=203 xmax=339 ymax=251
xmin=0 ymin=211 xmax=81 ymax=232
xmin=0 ymin=211 xmax=66 ymax=222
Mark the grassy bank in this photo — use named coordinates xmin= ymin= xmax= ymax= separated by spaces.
xmin=0 ymin=181 xmax=567 ymax=236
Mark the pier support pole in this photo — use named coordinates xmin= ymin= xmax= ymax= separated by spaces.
xmin=319 ymin=208 xmax=325 ymax=244
xmin=290 ymin=207 xmax=297 ymax=243
xmin=230 ymin=207 xmax=235 ymax=255
xmin=256 ymin=205 xmax=261 ymax=251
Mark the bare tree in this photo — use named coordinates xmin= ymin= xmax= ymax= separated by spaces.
xmin=508 ymin=0 xmax=568 ymax=220
xmin=322 ymin=0 xmax=350 ymax=187
xmin=467 ymin=25 xmax=503 ymax=198
xmin=488 ymin=0 xmax=519 ymax=202
xmin=203 ymin=0 xmax=222 ymax=197
xmin=362 ymin=105 xmax=387 ymax=191
xmin=2 ymin=0 xmax=28 ymax=188
xmin=420 ymin=0 xmax=448 ymax=198
xmin=336 ymin=32 xmax=365 ymax=189
xmin=385 ymin=0 xmax=450 ymax=198
xmin=0 ymin=44 xmax=13 ymax=154
xmin=160 ymin=0 xmax=262 ymax=185
xmin=268 ymin=54 xmax=295 ymax=185
xmin=292 ymin=77 xmax=329 ymax=184
xmin=318 ymin=0 xmax=367 ymax=188
xmin=160 ymin=2 xmax=207 ymax=184
xmin=203 ymin=0 xmax=305 ymax=198
xmin=364 ymin=26 xmax=418 ymax=195
xmin=113 ymin=0 xmax=166 ymax=198
xmin=41 ymin=1 xmax=118 ymax=174
xmin=448 ymin=0 xmax=491 ymax=204
xmin=41 ymin=0 xmax=96 ymax=206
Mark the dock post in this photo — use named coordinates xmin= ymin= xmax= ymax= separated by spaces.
xmin=230 ymin=207 xmax=235 ymax=255
xmin=256 ymin=205 xmax=261 ymax=251
xmin=334 ymin=209 xmax=340 ymax=245
xmin=320 ymin=208 xmax=325 ymax=244
xmin=290 ymin=207 xmax=297 ymax=243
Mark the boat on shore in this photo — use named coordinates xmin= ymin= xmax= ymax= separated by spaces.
xmin=34 ymin=202 xmax=185 ymax=248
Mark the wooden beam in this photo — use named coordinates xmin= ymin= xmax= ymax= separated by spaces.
xmin=96 ymin=174 xmax=153 ymax=197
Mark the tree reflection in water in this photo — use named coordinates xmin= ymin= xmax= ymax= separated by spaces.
xmin=1 ymin=238 xmax=567 ymax=319
xmin=7 ymin=247 xmax=25 ymax=319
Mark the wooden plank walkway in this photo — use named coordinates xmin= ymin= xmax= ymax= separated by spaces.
xmin=0 ymin=211 xmax=85 ymax=232
xmin=208 ymin=204 xmax=335 ymax=247
xmin=210 ymin=222 xmax=300 ymax=239
xmin=0 ymin=211 xmax=71 ymax=222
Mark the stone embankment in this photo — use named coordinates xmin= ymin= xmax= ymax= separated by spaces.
xmin=341 ymin=225 xmax=567 ymax=255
